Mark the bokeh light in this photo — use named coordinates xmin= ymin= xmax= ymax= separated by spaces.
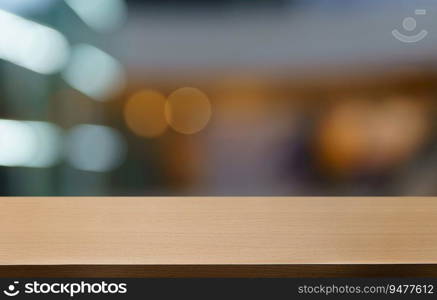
xmin=316 ymin=97 xmax=430 ymax=175
xmin=0 ymin=120 xmax=62 ymax=167
xmin=0 ymin=120 xmax=36 ymax=167
xmin=62 ymin=44 xmax=125 ymax=101
xmin=65 ymin=0 xmax=127 ymax=33
xmin=124 ymin=89 xmax=168 ymax=138
xmin=26 ymin=121 xmax=63 ymax=168
xmin=317 ymin=99 xmax=371 ymax=175
xmin=66 ymin=124 xmax=126 ymax=172
xmin=368 ymin=96 xmax=429 ymax=169
xmin=0 ymin=9 xmax=69 ymax=74
xmin=165 ymin=87 xmax=212 ymax=135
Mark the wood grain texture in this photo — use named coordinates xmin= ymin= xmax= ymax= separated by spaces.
xmin=0 ymin=197 xmax=436 ymax=265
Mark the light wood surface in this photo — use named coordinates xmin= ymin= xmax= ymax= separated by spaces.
xmin=0 ymin=197 xmax=436 ymax=265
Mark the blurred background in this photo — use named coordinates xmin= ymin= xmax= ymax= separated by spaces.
xmin=1 ymin=0 xmax=437 ymax=196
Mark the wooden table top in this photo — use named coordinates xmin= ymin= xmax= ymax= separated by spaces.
xmin=1 ymin=197 xmax=436 ymax=265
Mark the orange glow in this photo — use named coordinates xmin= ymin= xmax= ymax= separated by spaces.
xmin=317 ymin=99 xmax=371 ymax=174
xmin=165 ymin=87 xmax=211 ymax=134
xmin=124 ymin=89 xmax=167 ymax=138
xmin=317 ymin=97 xmax=429 ymax=175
